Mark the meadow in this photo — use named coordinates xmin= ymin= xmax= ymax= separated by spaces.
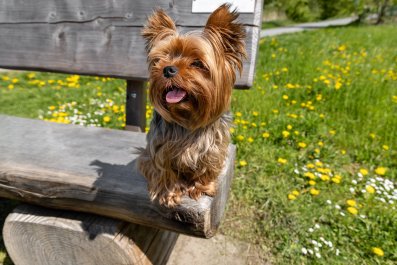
xmin=0 ymin=24 xmax=396 ymax=264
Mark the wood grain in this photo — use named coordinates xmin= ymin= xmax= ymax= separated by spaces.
xmin=0 ymin=115 xmax=236 ymax=238
xmin=3 ymin=204 xmax=178 ymax=265
xmin=0 ymin=0 xmax=264 ymax=87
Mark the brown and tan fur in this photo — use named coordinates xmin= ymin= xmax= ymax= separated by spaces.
xmin=138 ymin=4 xmax=246 ymax=207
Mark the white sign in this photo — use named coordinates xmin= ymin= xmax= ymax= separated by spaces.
xmin=192 ymin=0 xmax=255 ymax=13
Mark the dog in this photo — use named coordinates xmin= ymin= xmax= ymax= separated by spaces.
xmin=138 ymin=4 xmax=246 ymax=207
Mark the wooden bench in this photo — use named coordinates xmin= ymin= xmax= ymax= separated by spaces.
xmin=0 ymin=1 xmax=263 ymax=264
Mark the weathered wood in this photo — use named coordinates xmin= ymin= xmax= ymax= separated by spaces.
xmin=3 ymin=204 xmax=178 ymax=265
xmin=0 ymin=115 xmax=235 ymax=238
xmin=0 ymin=0 xmax=264 ymax=87
xmin=0 ymin=0 xmax=262 ymax=26
xmin=125 ymin=80 xmax=146 ymax=132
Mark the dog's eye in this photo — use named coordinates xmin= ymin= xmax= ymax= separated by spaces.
xmin=191 ymin=60 xmax=205 ymax=69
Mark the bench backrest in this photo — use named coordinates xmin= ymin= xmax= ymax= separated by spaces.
xmin=0 ymin=0 xmax=263 ymax=88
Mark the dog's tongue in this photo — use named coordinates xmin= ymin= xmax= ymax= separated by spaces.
xmin=166 ymin=88 xmax=187 ymax=103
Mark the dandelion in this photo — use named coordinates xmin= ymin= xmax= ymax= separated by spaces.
xmin=236 ymin=135 xmax=245 ymax=141
xmin=239 ymin=160 xmax=248 ymax=167
xmin=262 ymin=132 xmax=270 ymax=138
xmin=359 ymin=168 xmax=369 ymax=176
xmin=310 ymin=188 xmax=320 ymax=196
xmin=247 ymin=137 xmax=254 ymax=143
xmin=288 ymin=194 xmax=297 ymax=200
xmin=304 ymin=172 xmax=316 ymax=179
xmin=282 ymin=95 xmax=289 ymax=100
xmin=366 ymin=185 xmax=376 ymax=194
xmin=375 ymin=167 xmax=387 ymax=176
xmin=282 ymin=130 xmax=290 ymax=138
xmin=229 ymin=128 xmax=235 ymax=134
xmin=298 ymin=142 xmax=307 ymax=149
xmin=103 ymin=116 xmax=111 ymax=123
xmin=347 ymin=207 xmax=358 ymax=215
xmin=292 ymin=190 xmax=300 ymax=196
xmin=382 ymin=145 xmax=389 ymax=151
xmin=277 ymin=158 xmax=287 ymax=164
xmin=372 ymin=247 xmax=384 ymax=257
xmin=309 ymin=180 xmax=316 ymax=186
xmin=252 ymin=111 xmax=259 ymax=117
xmin=8 ymin=84 xmax=14 ymax=90
xmin=346 ymin=199 xmax=357 ymax=207
xmin=329 ymin=130 xmax=336 ymax=135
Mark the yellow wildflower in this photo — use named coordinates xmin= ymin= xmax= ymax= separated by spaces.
xmin=372 ymin=247 xmax=384 ymax=257
xmin=346 ymin=199 xmax=357 ymax=207
xmin=103 ymin=116 xmax=111 ymax=123
xmin=320 ymin=175 xmax=330 ymax=182
xmin=375 ymin=167 xmax=387 ymax=176
xmin=382 ymin=145 xmax=389 ymax=151
xmin=309 ymin=180 xmax=316 ymax=186
xmin=359 ymin=169 xmax=368 ymax=176
xmin=247 ymin=137 xmax=254 ymax=143
xmin=252 ymin=111 xmax=259 ymax=117
xmin=366 ymin=185 xmax=375 ymax=194
xmin=329 ymin=130 xmax=336 ymax=135
xmin=236 ymin=135 xmax=245 ymax=142
xmin=288 ymin=194 xmax=297 ymax=200
xmin=282 ymin=131 xmax=290 ymax=138
xmin=229 ymin=128 xmax=235 ymax=134
xmin=286 ymin=83 xmax=295 ymax=89
xmin=277 ymin=158 xmax=287 ymax=164
xmin=262 ymin=132 xmax=270 ymax=138
xmin=282 ymin=95 xmax=289 ymax=100
xmin=235 ymin=112 xmax=242 ymax=117
xmin=298 ymin=142 xmax=307 ymax=149
xmin=306 ymin=163 xmax=315 ymax=169
xmin=239 ymin=160 xmax=248 ymax=167
xmin=347 ymin=207 xmax=358 ymax=215
xmin=292 ymin=190 xmax=300 ymax=196
xmin=331 ymin=177 xmax=341 ymax=184
xmin=304 ymin=172 xmax=316 ymax=179
xmin=310 ymin=188 xmax=320 ymax=196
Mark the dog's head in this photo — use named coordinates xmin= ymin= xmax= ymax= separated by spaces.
xmin=142 ymin=4 xmax=246 ymax=130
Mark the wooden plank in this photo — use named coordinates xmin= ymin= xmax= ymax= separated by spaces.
xmin=3 ymin=204 xmax=178 ymax=265
xmin=0 ymin=0 xmax=262 ymax=26
xmin=0 ymin=0 xmax=264 ymax=87
xmin=0 ymin=24 xmax=256 ymax=87
xmin=125 ymin=80 xmax=147 ymax=132
xmin=0 ymin=115 xmax=236 ymax=238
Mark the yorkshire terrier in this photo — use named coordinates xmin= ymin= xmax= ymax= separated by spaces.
xmin=138 ymin=4 xmax=246 ymax=207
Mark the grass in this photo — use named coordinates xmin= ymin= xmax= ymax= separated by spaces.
xmin=0 ymin=24 xmax=396 ymax=264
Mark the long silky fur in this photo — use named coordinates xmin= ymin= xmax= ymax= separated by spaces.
xmin=139 ymin=112 xmax=231 ymax=206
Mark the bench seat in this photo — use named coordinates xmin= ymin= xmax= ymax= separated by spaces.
xmin=0 ymin=115 xmax=235 ymax=238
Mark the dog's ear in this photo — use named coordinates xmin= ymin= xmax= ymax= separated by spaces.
xmin=204 ymin=4 xmax=247 ymax=73
xmin=142 ymin=9 xmax=177 ymax=52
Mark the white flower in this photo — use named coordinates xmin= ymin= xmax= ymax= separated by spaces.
xmin=308 ymin=228 xmax=314 ymax=233
xmin=314 ymin=224 xmax=320 ymax=229
xmin=294 ymin=169 xmax=300 ymax=174
xmin=336 ymin=249 xmax=340 ymax=256
xmin=326 ymin=200 xmax=332 ymax=205
xmin=340 ymin=212 xmax=346 ymax=216
xmin=301 ymin=247 xmax=308 ymax=255
xmin=349 ymin=187 xmax=355 ymax=193
xmin=352 ymin=180 xmax=358 ymax=185
xmin=308 ymin=249 xmax=314 ymax=255
xmin=315 ymin=252 xmax=322 ymax=258
xmin=335 ymin=204 xmax=341 ymax=210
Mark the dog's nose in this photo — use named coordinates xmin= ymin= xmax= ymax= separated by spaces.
xmin=163 ymin=66 xmax=178 ymax=78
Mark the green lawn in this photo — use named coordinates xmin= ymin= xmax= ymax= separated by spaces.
xmin=1 ymin=24 xmax=396 ymax=264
